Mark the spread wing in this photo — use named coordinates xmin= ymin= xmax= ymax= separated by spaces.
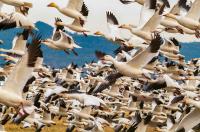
xmin=185 ymin=0 xmax=200 ymax=21
xmin=127 ymin=34 xmax=163 ymax=69
xmin=2 ymin=35 xmax=42 ymax=97
xmin=66 ymin=0 xmax=83 ymax=11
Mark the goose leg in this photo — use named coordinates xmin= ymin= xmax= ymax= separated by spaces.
xmin=72 ymin=49 xmax=78 ymax=56
xmin=82 ymin=32 xmax=88 ymax=37
xmin=195 ymin=29 xmax=200 ymax=38
xmin=175 ymin=26 xmax=184 ymax=34
xmin=64 ymin=50 xmax=70 ymax=55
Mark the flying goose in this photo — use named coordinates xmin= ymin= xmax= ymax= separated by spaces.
xmin=93 ymin=34 xmax=163 ymax=93
xmin=0 ymin=35 xmax=42 ymax=123
xmin=0 ymin=0 xmax=32 ymax=8
xmin=0 ymin=29 xmax=31 ymax=56
xmin=47 ymin=0 xmax=87 ymax=22
xmin=55 ymin=3 xmax=89 ymax=36
xmin=119 ymin=0 xmax=170 ymax=8
xmin=42 ymin=30 xmax=81 ymax=56
xmin=164 ymin=0 xmax=200 ymax=38
xmin=0 ymin=12 xmax=36 ymax=30
xmin=119 ymin=4 xmax=165 ymax=41
xmin=94 ymin=11 xmax=127 ymax=46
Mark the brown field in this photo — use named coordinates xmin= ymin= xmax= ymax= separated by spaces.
xmin=4 ymin=118 xmax=115 ymax=132
xmin=5 ymin=119 xmax=67 ymax=132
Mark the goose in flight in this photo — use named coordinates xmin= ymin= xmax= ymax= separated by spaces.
xmin=55 ymin=3 xmax=89 ymax=36
xmin=0 ymin=0 xmax=32 ymax=8
xmin=43 ymin=30 xmax=81 ymax=56
xmin=0 ymin=12 xmax=36 ymax=30
xmin=0 ymin=29 xmax=31 ymax=56
xmin=93 ymin=34 xmax=164 ymax=93
xmin=164 ymin=0 xmax=200 ymax=38
xmin=0 ymin=35 xmax=42 ymax=123
xmin=94 ymin=11 xmax=128 ymax=46
xmin=119 ymin=4 xmax=165 ymax=41
xmin=47 ymin=0 xmax=87 ymax=23
xmin=119 ymin=0 xmax=170 ymax=8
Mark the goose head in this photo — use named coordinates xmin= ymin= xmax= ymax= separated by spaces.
xmin=42 ymin=39 xmax=54 ymax=45
xmin=118 ymin=24 xmax=136 ymax=29
xmin=47 ymin=2 xmax=59 ymax=9
xmin=163 ymin=13 xmax=178 ymax=20
xmin=94 ymin=31 xmax=104 ymax=36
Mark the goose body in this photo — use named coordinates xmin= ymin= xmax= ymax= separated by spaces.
xmin=0 ymin=0 xmax=32 ymax=8
xmin=47 ymin=0 xmax=86 ymax=21
xmin=43 ymin=30 xmax=81 ymax=55
xmin=0 ymin=35 xmax=42 ymax=116
xmin=0 ymin=12 xmax=35 ymax=30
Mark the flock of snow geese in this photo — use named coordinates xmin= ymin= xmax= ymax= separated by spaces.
xmin=0 ymin=0 xmax=199 ymax=132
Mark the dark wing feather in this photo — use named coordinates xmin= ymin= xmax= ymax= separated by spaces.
xmin=92 ymin=72 xmax=123 ymax=93
xmin=80 ymin=2 xmax=89 ymax=17
xmin=0 ymin=18 xmax=17 ymax=30
xmin=23 ymin=76 xmax=36 ymax=92
xmin=119 ymin=0 xmax=133 ymax=4
xmin=106 ymin=12 xmax=119 ymax=25
xmin=55 ymin=18 xmax=64 ymax=31
xmin=27 ymin=34 xmax=42 ymax=67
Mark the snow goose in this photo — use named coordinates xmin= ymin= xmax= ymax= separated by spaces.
xmin=94 ymin=11 xmax=127 ymax=46
xmin=55 ymin=3 xmax=89 ymax=36
xmin=0 ymin=35 xmax=42 ymax=122
xmin=93 ymin=34 xmax=163 ymax=93
xmin=164 ymin=0 xmax=200 ymax=38
xmin=119 ymin=4 xmax=165 ymax=41
xmin=60 ymin=93 xmax=107 ymax=107
xmin=0 ymin=29 xmax=30 ymax=56
xmin=42 ymin=30 xmax=81 ymax=56
xmin=47 ymin=0 xmax=86 ymax=22
xmin=119 ymin=0 xmax=170 ymax=8
xmin=175 ymin=107 xmax=200 ymax=132
xmin=0 ymin=0 xmax=32 ymax=8
xmin=0 ymin=12 xmax=36 ymax=30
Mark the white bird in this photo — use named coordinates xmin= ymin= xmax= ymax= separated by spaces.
xmin=0 ymin=35 xmax=42 ymax=122
xmin=43 ymin=30 xmax=81 ymax=56
xmin=47 ymin=0 xmax=86 ymax=22
xmin=0 ymin=12 xmax=36 ymax=30
xmin=0 ymin=0 xmax=32 ymax=8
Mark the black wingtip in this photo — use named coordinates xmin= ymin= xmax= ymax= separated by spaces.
xmin=55 ymin=17 xmax=65 ymax=31
xmin=171 ymin=95 xmax=185 ymax=104
xmin=149 ymin=34 xmax=164 ymax=53
xmin=27 ymin=33 xmax=43 ymax=67
xmin=95 ymin=50 xmax=106 ymax=60
xmin=106 ymin=11 xmax=119 ymax=25
xmin=119 ymin=0 xmax=133 ymax=4
xmin=81 ymin=2 xmax=89 ymax=17
xmin=178 ymin=0 xmax=190 ymax=11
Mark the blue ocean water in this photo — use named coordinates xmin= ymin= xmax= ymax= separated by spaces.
xmin=0 ymin=21 xmax=199 ymax=68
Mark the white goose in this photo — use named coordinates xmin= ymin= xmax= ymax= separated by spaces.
xmin=0 ymin=35 xmax=42 ymax=121
xmin=119 ymin=4 xmax=165 ymax=41
xmin=165 ymin=0 xmax=200 ymax=37
xmin=94 ymin=11 xmax=127 ymax=45
xmin=0 ymin=29 xmax=30 ymax=56
xmin=0 ymin=12 xmax=36 ymax=30
xmin=43 ymin=30 xmax=81 ymax=56
xmin=47 ymin=0 xmax=86 ymax=22
xmin=55 ymin=3 xmax=90 ymax=36
xmin=93 ymin=34 xmax=163 ymax=93
xmin=0 ymin=0 xmax=32 ymax=8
